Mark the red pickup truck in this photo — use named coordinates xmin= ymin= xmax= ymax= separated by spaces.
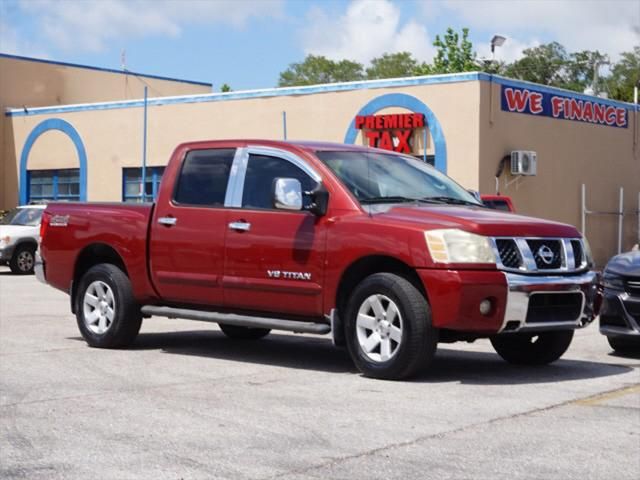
xmin=37 ymin=140 xmax=599 ymax=379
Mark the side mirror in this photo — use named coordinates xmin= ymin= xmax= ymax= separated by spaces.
xmin=306 ymin=184 xmax=329 ymax=217
xmin=273 ymin=178 xmax=303 ymax=211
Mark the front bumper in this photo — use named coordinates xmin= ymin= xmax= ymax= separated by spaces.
xmin=418 ymin=269 xmax=599 ymax=334
xmin=599 ymin=290 xmax=640 ymax=338
xmin=501 ymin=271 xmax=599 ymax=333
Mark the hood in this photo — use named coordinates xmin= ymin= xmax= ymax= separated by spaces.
xmin=605 ymin=251 xmax=640 ymax=276
xmin=366 ymin=204 xmax=580 ymax=238
xmin=0 ymin=224 xmax=40 ymax=241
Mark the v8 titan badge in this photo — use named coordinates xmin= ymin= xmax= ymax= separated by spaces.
xmin=268 ymin=270 xmax=312 ymax=281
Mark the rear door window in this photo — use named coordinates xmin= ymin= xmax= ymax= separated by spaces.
xmin=174 ymin=149 xmax=235 ymax=206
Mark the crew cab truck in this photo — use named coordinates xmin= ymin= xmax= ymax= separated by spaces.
xmin=37 ymin=140 xmax=600 ymax=380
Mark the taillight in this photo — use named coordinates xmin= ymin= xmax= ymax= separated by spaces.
xmin=40 ymin=210 xmax=51 ymax=240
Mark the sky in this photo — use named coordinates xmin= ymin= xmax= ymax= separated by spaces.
xmin=1 ymin=0 xmax=638 ymax=91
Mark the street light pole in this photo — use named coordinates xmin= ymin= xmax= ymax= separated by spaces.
xmin=490 ymin=35 xmax=506 ymax=62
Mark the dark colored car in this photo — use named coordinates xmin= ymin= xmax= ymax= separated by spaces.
xmin=600 ymin=249 xmax=640 ymax=352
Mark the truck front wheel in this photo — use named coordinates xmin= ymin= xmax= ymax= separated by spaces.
xmin=75 ymin=263 xmax=142 ymax=348
xmin=344 ymin=273 xmax=438 ymax=380
xmin=490 ymin=330 xmax=574 ymax=365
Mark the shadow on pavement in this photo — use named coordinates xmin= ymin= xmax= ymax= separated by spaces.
xmin=88 ymin=329 xmax=636 ymax=384
xmin=607 ymin=349 xmax=640 ymax=360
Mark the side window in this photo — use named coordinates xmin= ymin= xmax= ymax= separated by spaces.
xmin=174 ymin=149 xmax=235 ymax=206
xmin=242 ymin=154 xmax=317 ymax=210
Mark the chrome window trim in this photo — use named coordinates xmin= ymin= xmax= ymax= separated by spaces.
xmin=225 ymin=147 xmax=249 ymax=208
xmin=246 ymin=145 xmax=322 ymax=182
xmin=228 ymin=145 xmax=322 ymax=209
xmin=491 ymin=237 xmax=588 ymax=274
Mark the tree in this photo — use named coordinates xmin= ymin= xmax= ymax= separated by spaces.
xmin=563 ymin=50 xmax=608 ymax=92
xmin=415 ymin=27 xmax=476 ymax=75
xmin=278 ymin=55 xmax=364 ymax=86
xmin=607 ymin=46 xmax=640 ymax=102
xmin=220 ymin=83 xmax=232 ymax=92
xmin=366 ymin=52 xmax=418 ymax=79
xmin=504 ymin=42 xmax=568 ymax=86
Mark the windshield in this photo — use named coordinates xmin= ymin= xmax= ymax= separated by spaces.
xmin=316 ymin=150 xmax=482 ymax=206
xmin=1 ymin=208 xmax=43 ymax=226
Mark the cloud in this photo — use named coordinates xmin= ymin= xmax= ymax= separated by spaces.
xmin=434 ymin=0 xmax=639 ymax=61
xmin=302 ymin=0 xmax=435 ymax=64
xmin=13 ymin=0 xmax=285 ymax=53
xmin=0 ymin=17 xmax=49 ymax=57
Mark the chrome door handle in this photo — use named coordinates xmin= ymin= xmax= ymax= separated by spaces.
xmin=229 ymin=221 xmax=251 ymax=231
xmin=158 ymin=217 xmax=177 ymax=226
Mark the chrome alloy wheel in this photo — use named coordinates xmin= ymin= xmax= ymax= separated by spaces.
xmin=16 ymin=250 xmax=34 ymax=272
xmin=356 ymin=294 xmax=403 ymax=362
xmin=83 ymin=280 xmax=116 ymax=334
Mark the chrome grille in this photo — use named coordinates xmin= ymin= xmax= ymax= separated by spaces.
xmin=527 ymin=239 xmax=563 ymax=269
xmin=495 ymin=239 xmax=522 ymax=269
xmin=625 ymin=278 xmax=640 ymax=296
xmin=492 ymin=237 xmax=587 ymax=273
xmin=570 ymin=240 xmax=583 ymax=267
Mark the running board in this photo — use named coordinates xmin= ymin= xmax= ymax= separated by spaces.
xmin=140 ymin=305 xmax=331 ymax=335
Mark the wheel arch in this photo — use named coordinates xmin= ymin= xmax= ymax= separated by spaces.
xmin=335 ymin=255 xmax=427 ymax=316
xmin=71 ymin=243 xmax=128 ymax=313
xmin=12 ymin=238 xmax=38 ymax=252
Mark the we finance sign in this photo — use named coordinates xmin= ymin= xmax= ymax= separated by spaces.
xmin=501 ymin=85 xmax=628 ymax=128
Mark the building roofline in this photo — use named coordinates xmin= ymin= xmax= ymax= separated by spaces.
xmin=0 ymin=52 xmax=212 ymax=87
xmin=5 ymin=71 xmax=637 ymax=118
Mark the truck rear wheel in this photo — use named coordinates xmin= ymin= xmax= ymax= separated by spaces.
xmin=219 ymin=324 xmax=271 ymax=340
xmin=344 ymin=273 xmax=438 ymax=380
xmin=490 ymin=330 xmax=574 ymax=365
xmin=75 ymin=263 xmax=142 ymax=348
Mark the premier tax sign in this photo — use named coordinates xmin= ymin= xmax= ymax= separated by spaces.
xmin=501 ymin=85 xmax=628 ymax=128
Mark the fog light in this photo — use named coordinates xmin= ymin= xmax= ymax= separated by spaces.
xmin=479 ymin=299 xmax=492 ymax=316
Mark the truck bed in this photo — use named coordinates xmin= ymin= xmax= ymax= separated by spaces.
xmin=41 ymin=202 xmax=157 ymax=301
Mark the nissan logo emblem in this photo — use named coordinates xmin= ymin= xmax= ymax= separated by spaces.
xmin=537 ymin=245 xmax=555 ymax=265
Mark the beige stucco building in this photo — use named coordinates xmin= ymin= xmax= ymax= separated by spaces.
xmin=2 ymin=54 xmax=639 ymax=266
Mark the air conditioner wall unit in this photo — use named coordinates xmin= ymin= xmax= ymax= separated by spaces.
xmin=510 ymin=150 xmax=537 ymax=175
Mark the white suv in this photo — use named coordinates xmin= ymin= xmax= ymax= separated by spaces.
xmin=0 ymin=205 xmax=46 ymax=274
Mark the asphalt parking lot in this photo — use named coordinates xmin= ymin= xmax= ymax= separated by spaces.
xmin=1 ymin=266 xmax=639 ymax=480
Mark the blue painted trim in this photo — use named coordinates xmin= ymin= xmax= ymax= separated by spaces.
xmin=19 ymin=119 xmax=87 ymax=205
xmin=343 ymin=93 xmax=448 ymax=173
xmin=6 ymin=71 xmax=635 ymax=119
xmin=6 ymin=72 xmax=484 ymax=117
xmin=0 ymin=52 xmax=212 ymax=87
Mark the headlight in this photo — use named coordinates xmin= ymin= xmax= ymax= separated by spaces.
xmin=425 ymin=229 xmax=496 ymax=264
xmin=602 ymin=272 xmax=624 ymax=290
xmin=0 ymin=236 xmax=10 ymax=248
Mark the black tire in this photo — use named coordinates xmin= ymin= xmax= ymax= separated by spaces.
xmin=9 ymin=244 xmax=36 ymax=274
xmin=490 ymin=330 xmax=574 ymax=365
xmin=344 ymin=273 xmax=438 ymax=380
xmin=607 ymin=336 xmax=640 ymax=354
xmin=219 ymin=324 xmax=271 ymax=340
xmin=75 ymin=263 xmax=142 ymax=348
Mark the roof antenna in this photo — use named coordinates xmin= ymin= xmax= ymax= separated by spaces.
xmin=120 ymin=49 xmax=127 ymax=71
